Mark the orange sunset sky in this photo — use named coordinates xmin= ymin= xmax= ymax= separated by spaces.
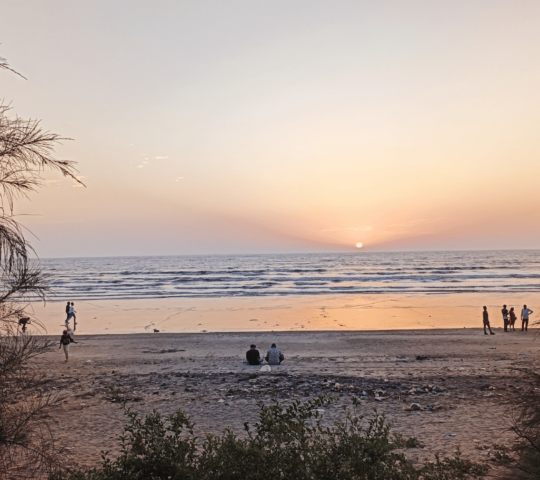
xmin=2 ymin=1 xmax=540 ymax=257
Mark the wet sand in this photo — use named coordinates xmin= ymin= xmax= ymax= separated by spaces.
xmin=39 ymin=328 xmax=539 ymax=475
xmin=34 ymin=292 xmax=539 ymax=335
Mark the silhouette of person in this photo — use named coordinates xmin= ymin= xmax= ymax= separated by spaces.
xmin=483 ymin=306 xmax=495 ymax=335
xmin=64 ymin=301 xmax=70 ymax=326
xmin=509 ymin=307 xmax=517 ymax=331
xmin=246 ymin=345 xmax=263 ymax=365
xmin=501 ymin=305 xmax=509 ymax=332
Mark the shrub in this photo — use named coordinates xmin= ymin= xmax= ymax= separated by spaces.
xmin=507 ymin=372 xmax=540 ymax=479
xmin=52 ymin=395 xmax=488 ymax=480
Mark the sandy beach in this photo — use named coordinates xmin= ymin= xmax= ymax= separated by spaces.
xmin=39 ymin=328 xmax=539 ymax=475
xmin=34 ymin=292 xmax=540 ymax=335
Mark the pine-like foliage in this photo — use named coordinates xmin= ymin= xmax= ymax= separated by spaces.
xmin=0 ymin=55 xmax=81 ymax=479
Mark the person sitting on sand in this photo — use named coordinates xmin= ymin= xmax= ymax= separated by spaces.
xmin=59 ymin=329 xmax=77 ymax=362
xmin=483 ymin=306 xmax=495 ymax=335
xmin=521 ymin=305 xmax=533 ymax=332
xmin=246 ymin=344 xmax=263 ymax=365
xmin=509 ymin=307 xmax=517 ymax=331
xmin=265 ymin=343 xmax=284 ymax=365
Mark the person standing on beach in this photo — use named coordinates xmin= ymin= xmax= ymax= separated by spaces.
xmin=509 ymin=307 xmax=517 ymax=331
xmin=501 ymin=305 xmax=509 ymax=332
xmin=483 ymin=306 xmax=495 ymax=335
xmin=521 ymin=305 xmax=533 ymax=332
xmin=59 ymin=329 xmax=77 ymax=362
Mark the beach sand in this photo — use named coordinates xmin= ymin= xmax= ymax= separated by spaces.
xmin=38 ymin=328 xmax=539 ymax=474
xmin=34 ymin=292 xmax=539 ymax=334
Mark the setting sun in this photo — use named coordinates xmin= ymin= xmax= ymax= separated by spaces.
xmin=356 ymin=242 xmax=363 ymax=249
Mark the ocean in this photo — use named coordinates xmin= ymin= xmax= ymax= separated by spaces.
xmin=37 ymin=250 xmax=540 ymax=301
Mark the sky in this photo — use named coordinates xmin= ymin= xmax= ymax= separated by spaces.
xmin=2 ymin=0 xmax=540 ymax=257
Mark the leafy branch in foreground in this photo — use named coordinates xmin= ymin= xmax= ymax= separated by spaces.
xmin=51 ymin=395 xmax=489 ymax=480
xmin=0 ymin=56 xmax=82 ymax=335
xmin=0 ymin=103 xmax=83 ymax=211
xmin=0 ymin=55 xmax=26 ymax=80
xmin=0 ymin=53 xmax=80 ymax=479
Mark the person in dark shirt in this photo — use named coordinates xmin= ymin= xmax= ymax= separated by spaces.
xmin=18 ymin=317 xmax=30 ymax=333
xmin=65 ymin=302 xmax=71 ymax=326
xmin=246 ymin=345 xmax=263 ymax=365
xmin=501 ymin=305 xmax=509 ymax=332
xmin=59 ymin=329 xmax=77 ymax=362
xmin=483 ymin=306 xmax=495 ymax=335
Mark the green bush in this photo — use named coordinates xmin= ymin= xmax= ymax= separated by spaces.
xmin=507 ymin=372 xmax=540 ymax=479
xmin=52 ymin=396 xmax=487 ymax=480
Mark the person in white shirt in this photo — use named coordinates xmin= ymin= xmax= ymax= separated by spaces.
xmin=521 ymin=305 xmax=533 ymax=332
xmin=265 ymin=343 xmax=285 ymax=365
xmin=65 ymin=302 xmax=77 ymax=330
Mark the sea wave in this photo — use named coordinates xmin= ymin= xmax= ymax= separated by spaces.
xmin=34 ymin=250 xmax=540 ymax=300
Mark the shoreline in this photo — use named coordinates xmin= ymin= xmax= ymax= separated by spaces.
xmin=41 ymin=327 xmax=536 ymax=337
xmin=32 ymin=292 xmax=539 ymax=335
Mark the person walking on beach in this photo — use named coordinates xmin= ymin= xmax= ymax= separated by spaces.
xmin=65 ymin=302 xmax=76 ymax=330
xmin=265 ymin=343 xmax=285 ymax=365
xmin=521 ymin=305 xmax=533 ymax=332
xmin=483 ymin=306 xmax=495 ymax=335
xmin=59 ymin=329 xmax=77 ymax=362
xmin=501 ymin=305 xmax=509 ymax=332
xmin=509 ymin=307 xmax=517 ymax=331
xmin=246 ymin=345 xmax=263 ymax=365
xmin=64 ymin=301 xmax=70 ymax=325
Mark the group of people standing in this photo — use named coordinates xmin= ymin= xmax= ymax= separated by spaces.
xmin=482 ymin=304 xmax=533 ymax=335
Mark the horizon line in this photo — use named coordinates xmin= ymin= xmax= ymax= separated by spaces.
xmin=33 ymin=247 xmax=540 ymax=261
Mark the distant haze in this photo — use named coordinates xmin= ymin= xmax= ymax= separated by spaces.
xmin=2 ymin=1 xmax=540 ymax=257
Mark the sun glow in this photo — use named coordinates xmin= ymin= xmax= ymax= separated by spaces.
xmin=7 ymin=2 xmax=540 ymax=257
